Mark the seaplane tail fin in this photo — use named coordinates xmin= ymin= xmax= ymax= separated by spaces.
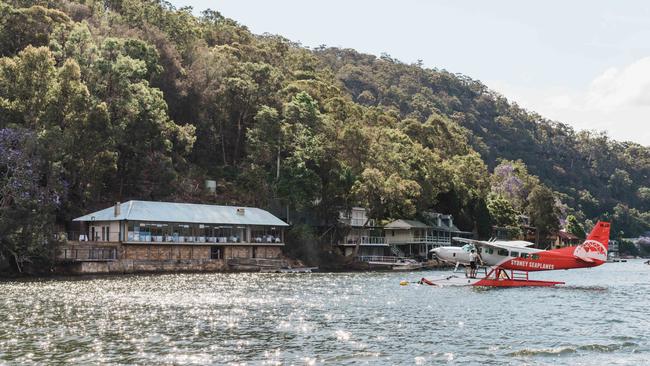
xmin=573 ymin=221 xmax=610 ymax=263
xmin=586 ymin=221 xmax=610 ymax=251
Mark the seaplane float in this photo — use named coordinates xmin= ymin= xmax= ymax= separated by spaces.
xmin=402 ymin=221 xmax=611 ymax=287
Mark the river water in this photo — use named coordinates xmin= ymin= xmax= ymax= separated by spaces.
xmin=1 ymin=260 xmax=648 ymax=365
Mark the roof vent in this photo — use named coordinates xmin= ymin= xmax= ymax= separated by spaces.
xmin=236 ymin=208 xmax=245 ymax=216
xmin=114 ymin=202 xmax=121 ymax=217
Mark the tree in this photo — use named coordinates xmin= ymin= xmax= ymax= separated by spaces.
xmin=618 ymin=240 xmax=639 ymax=257
xmin=0 ymin=128 xmax=62 ymax=273
xmin=352 ymin=168 xmax=421 ymax=220
xmin=608 ymin=169 xmax=633 ymax=200
xmin=611 ymin=204 xmax=650 ymax=238
xmin=527 ymin=185 xmax=560 ymax=246
xmin=638 ymin=187 xmax=650 ymax=211
xmin=490 ymin=160 xmax=539 ymax=212
xmin=0 ymin=4 xmax=71 ymax=57
xmin=487 ymin=193 xmax=519 ymax=228
xmin=565 ymin=214 xmax=586 ymax=239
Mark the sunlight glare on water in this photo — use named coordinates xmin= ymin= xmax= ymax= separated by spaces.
xmin=0 ymin=260 xmax=649 ymax=364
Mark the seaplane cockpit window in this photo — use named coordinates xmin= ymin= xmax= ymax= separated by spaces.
xmin=486 ymin=248 xmax=494 ymax=255
xmin=531 ymin=254 xmax=540 ymax=260
xmin=510 ymin=251 xmax=519 ymax=257
xmin=497 ymin=249 xmax=508 ymax=256
xmin=520 ymin=253 xmax=529 ymax=259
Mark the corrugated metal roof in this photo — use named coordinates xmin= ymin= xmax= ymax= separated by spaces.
xmin=73 ymin=200 xmax=289 ymax=227
xmin=384 ymin=219 xmax=430 ymax=229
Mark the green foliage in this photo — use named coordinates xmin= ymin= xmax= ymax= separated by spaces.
xmin=0 ymin=128 xmax=62 ymax=273
xmin=565 ymin=214 xmax=586 ymax=239
xmin=0 ymin=4 xmax=71 ymax=57
xmin=527 ymin=185 xmax=561 ymax=242
xmin=283 ymin=224 xmax=319 ymax=266
xmin=618 ymin=240 xmax=639 ymax=257
xmin=487 ymin=193 xmax=518 ymax=228
xmin=638 ymin=187 xmax=650 ymax=211
xmin=611 ymin=204 xmax=650 ymax=238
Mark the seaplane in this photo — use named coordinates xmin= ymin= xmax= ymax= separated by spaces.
xmin=414 ymin=221 xmax=611 ymax=287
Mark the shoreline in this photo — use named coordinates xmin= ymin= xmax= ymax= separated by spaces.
xmin=0 ymin=259 xmax=452 ymax=280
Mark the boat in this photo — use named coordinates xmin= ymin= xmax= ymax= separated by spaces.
xmin=607 ymin=258 xmax=627 ymax=263
xmin=260 ymin=267 xmax=318 ymax=273
xmin=390 ymin=258 xmax=424 ymax=271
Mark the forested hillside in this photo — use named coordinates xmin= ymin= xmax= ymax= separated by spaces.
xmin=1 ymin=0 xmax=649 ymax=270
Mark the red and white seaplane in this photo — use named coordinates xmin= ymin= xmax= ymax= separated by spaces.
xmin=417 ymin=221 xmax=610 ymax=287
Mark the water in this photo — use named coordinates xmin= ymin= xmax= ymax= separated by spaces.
xmin=0 ymin=261 xmax=648 ymax=365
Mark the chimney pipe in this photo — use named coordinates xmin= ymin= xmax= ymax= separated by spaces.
xmin=114 ymin=202 xmax=121 ymax=217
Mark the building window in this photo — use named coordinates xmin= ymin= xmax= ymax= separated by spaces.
xmin=251 ymin=226 xmax=281 ymax=243
xmin=210 ymin=246 xmax=221 ymax=259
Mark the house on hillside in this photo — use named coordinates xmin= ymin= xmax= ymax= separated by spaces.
xmin=554 ymin=231 xmax=580 ymax=248
xmin=384 ymin=215 xmax=472 ymax=259
xmin=337 ymin=207 xmax=388 ymax=257
xmin=67 ymin=200 xmax=289 ymax=261
xmin=493 ymin=215 xmax=536 ymax=241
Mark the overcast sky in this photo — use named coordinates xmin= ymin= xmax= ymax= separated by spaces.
xmin=171 ymin=0 xmax=650 ymax=146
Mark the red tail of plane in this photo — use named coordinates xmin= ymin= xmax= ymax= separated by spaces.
xmin=572 ymin=221 xmax=610 ymax=263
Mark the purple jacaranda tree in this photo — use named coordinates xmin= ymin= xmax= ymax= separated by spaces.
xmin=491 ymin=162 xmax=525 ymax=210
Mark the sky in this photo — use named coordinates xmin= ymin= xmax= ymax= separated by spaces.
xmin=171 ymin=0 xmax=650 ymax=146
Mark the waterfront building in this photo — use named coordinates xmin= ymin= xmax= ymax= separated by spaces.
xmin=337 ymin=207 xmax=388 ymax=257
xmin=336 ymin=208 xmax=473 ymax=260
xmin=384 ymin=214 xmax=473 ymax=259
xmin=554 ymin=231 xmax=580 ymax=248
xmin=68 ymin=200 xmax=289 ymax=261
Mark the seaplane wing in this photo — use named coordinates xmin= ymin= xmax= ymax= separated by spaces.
xmin=451 ymin=237 xmax=483 ymax=245
xmin=452 ymin=237 xmax=535 ymax=250
xmin=494 ymin=240 xmax=536 ymax=248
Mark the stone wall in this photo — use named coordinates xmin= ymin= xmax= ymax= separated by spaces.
xmin=122 ymin=244 xmax=211 ymax=260
xmin=60 ymin=259 xmax=228 ymax=274
xmin=255 ymin=246 xmax=282 ymax=259
xmin=57 ymin=242 xmax=286 ymax=275
xmin=223 ymin=245 xmax=282 ymax=259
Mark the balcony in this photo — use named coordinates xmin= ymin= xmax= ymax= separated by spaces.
xmin=66 ymin=231 xmax=284 ymax=246
xmin=389 ymin=236 xmax=451 ymax=246
xmin=58 ymin=247 xmax=118 ymax=262
xmin=124 ymin=234 xmax=284 ymax=246
xmin=341 ymin=236 xmax=388 ymax=246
